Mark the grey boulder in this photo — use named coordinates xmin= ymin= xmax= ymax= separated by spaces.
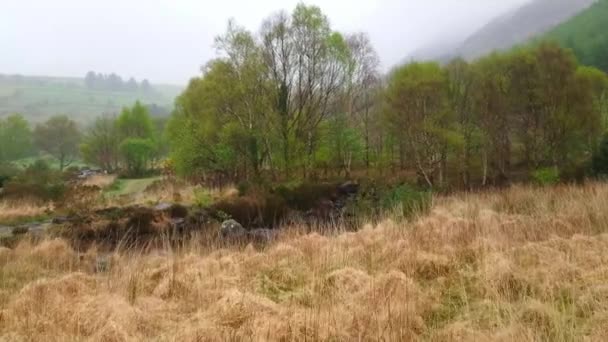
xmin=220 ymin=219 xmax=247 ymax=240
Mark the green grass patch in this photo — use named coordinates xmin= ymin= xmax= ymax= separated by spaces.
xmin=103 ymin=177 xmax=162 ymax=197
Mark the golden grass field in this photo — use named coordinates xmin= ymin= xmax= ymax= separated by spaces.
xmin=1 ymin=183 xmax=608 ymax=341
xmin=0 ymin=201 xmax=51 ymax=224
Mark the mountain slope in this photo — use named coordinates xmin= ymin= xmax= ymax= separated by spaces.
xmin=544 ymin=0 xmax=608 ymax=72
xmin=456 ymin=0 xmax=596 ymax=60
xmin=0 ymin=74 xmax=182 ymax=123
xmin=407 ymin=0 xmax=597 ymax=63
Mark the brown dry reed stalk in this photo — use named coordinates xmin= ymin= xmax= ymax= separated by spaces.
xmin=1 ymin=182 xmax=608 ymax=341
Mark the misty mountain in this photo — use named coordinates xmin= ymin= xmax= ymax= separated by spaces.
xmin=409 ymin=0 xmax=596 ymax=63
xmin=543 ymin=0 xmax=608 ymax=72
xmin=457 ymin=0 xmax=596 ymax=60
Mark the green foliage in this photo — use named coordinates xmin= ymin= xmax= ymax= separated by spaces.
xmin=385 ymin=62 xmax=449 ymax=187
xmin=544 ymin=0 xmax=608 ymax=72
xmin=316 ymin=114 xmax=364 ymax=175
xmin=531 ymin=168 xmax=560 ymax=186
xmin=79 ymin=101 xmax=162 ymax=175
xmin=33 ymin=115 xmax=81 ymax=171
xmin=161 ymin=6 xmax=605 ymax=191
xmin=193 ymin=187 xmax=214 ymax=208
xmin=0 ymin=162 xmax=19 ymax=187
xmin=380 ymin=184 xmax=432 ymax=218
xmin=116 ymin=101 xmax=156 ymax=140
xmin=592 ymin=133 xmax=608 ymax=177
xmin=119 ymin=138 xmax=156 ymax=177
xmin=1 ymin=159 xmax=66 ymax=201
xmin=0 ymin=74 xmax=180 ymax=123
xmin=80 ymin=115 xmax=120 ymax=171
xmin=0 ymin=114 xmax=33 ymax=162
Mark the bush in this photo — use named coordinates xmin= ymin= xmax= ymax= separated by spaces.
xmin=211 ymin=192 xmax=287 ymax=228
xmin=381 ymin=184 xmax=432 ymax=218
xmin=0 ymin=162 xmax=19 ymax=188
xmin=275 ymin=182 xmax=339 ymax=211
xmin=193 ymin=187 xmax=214 ymax=207
xmin=1 ymin=160 xmax=66 ymax=201
xmin=531 ymin=167 xmax=560 ymax=186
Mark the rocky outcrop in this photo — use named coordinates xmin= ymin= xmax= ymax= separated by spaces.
xmin=219 ymin=220 xmax=248 ymax=240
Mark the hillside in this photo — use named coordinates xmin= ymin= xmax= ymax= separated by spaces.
xmin=544 ymin=0 xmax=608 ymax=72
xmin=457 ymin=0 xmax=596 ymax=60
xmin=408 ymin=0 xmax=596 ymax=63
xmin=0 ymin=74 xmax=182 ymax=123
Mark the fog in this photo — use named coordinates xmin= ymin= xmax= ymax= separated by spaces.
xmin=1 ymin=0 xmax=530 ymax=85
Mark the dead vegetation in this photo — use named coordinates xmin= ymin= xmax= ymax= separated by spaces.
xmin=0 ymin=200 xmax=51 ymax=224
xmin=1 ymin=183 xmax=608 ymax=341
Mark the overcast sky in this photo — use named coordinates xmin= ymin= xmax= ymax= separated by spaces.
xmin=0 ymin=0 xmax=530 ymax=85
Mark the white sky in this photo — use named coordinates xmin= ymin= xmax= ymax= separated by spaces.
xmin=0 ymin=0 xmax=530 ymax=85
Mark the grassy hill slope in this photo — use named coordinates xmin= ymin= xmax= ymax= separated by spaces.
xmin=457 ymin=0 xmax=595 ymax=60
xmin=544 ymin=0 xmax=608 ymax=72
xmin=0 ymin=74 xmax=182 ymax=123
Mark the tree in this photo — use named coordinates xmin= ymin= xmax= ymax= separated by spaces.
xmin=344 ymin=33 xmax=380 ymax=169
xmin=126 ymin=77 xmax=139 ymax=91
xmin=116 ymin=101 xmax=158 ymax=175
xmin=261 ymin=5 xmax=353 ymax=176
xmin=116 ymin=101 xmax=155 ymax=139
xmin=119 ymin=138 xmax=156 ymax=177
xmin=470 ymin=53 xmax=512 ymax=185
xmin=34 ymin=115 xmax=81 ymax=170
xmin=592 ymin=132 xmax=608 ymax=176
xmin=446 ymin=58 xmax=479 ymax=188
xmin=385 ymin=62 xmax=449 ymax=187
xmin=213 ymin=20 xmax=273 ymax=178
xmin=85 ymin=71 xmax=97 ymax=89
xmin=80 ymin=115 xmax=120 ymax=171
xmin=0 ymin=114 xmax=33 ymax=162
xmin=317 ymin=112 xmax=364 ymax=177
xmin=141 ymin=79 xmax=152 ymax=93
xmin=167 ymin=65 xmax=246 ymax=182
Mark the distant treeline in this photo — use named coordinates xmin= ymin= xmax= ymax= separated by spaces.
xmin=1 ymin=102 xmax=167 ymax=176
xmin=84 ymin=71 xmax=154 ymax=93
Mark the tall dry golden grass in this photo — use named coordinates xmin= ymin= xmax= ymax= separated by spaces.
xmin=82 ymin=174 xmax=118 ymax=188
xmin=2 ymin=183 xmax=608 ymax=341
xmin=0 ymin=201 xmax=51 ymax=224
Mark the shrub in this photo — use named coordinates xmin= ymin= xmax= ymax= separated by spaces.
xmin=211 ymin=192 xmax=287 ymax=228
xmin=169 ymin=204 xmax=189 ymax=218
xmin=531 ymin=167 xmax=560 ymax=186
xmin=0 ymin=162 xmax=19 ymax=188
xmin=237 ymin=180 xmax=252 ymax=196
xmin=193 ymin=187 xmax=214 ymax=208
xmin=1 ymin=160 xmax=66 ymax=201
xmin=381 ymin=184 xmax=432 ymax=218
xmin=275 ymin=182 xmax=339 ymax=211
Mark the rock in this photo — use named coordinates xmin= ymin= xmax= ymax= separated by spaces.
xmin=248 ymin=229 xmax=277 ymax=244
xmin=220 ymin=219 xmax=247 ymax=240
xmin=154 ymin=203 xmax=173 ymax=211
